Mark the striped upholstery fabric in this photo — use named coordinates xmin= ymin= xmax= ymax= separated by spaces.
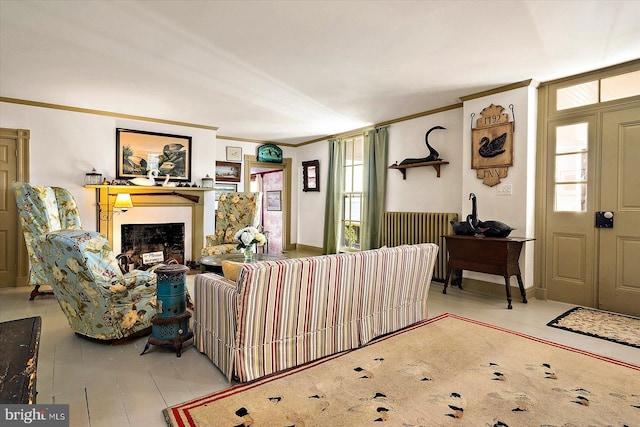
xmin=358 ymin=244 xmax=439 ymax=344
xmin=194 ymin=243 xmax=438 ymax=382
xmin=194 ymin=274 xmax=239 ymax=380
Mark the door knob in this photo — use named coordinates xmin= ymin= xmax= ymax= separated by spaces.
xmin=595 ymin=211 xmax=614 ymax=228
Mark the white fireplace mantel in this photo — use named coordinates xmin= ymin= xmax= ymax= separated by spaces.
xmin=86 ymin=185 xmax=214 ymax=260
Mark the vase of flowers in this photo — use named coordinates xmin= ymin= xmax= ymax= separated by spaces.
xmin=234 ymin=226 xmax=267 ymax=261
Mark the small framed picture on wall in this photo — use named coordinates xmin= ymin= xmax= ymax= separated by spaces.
xmin=302 ymin=160 xmax=320 ymax=192
xmin=215 ymin=161 xmax=241 ymax=182
xmin=226 ymin=146 xmax=242 ymax=162
xmin=266 ymin=191 xmax=282 ymax=211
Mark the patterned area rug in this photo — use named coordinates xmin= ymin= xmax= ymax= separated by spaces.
xmin=165 ymin=314 xmax=640 ymax=427
xmin=547 ymin=307 xmax=640 ymax=349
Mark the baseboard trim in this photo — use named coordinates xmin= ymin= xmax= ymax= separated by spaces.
xmin=294 ymin=244 xmax=323 ymax=254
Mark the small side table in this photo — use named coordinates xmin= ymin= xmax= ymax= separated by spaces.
xmin=443 ymin=235 xmax=535 ymax=309
xmin=141 ymin=263 xmax=193 ymax=357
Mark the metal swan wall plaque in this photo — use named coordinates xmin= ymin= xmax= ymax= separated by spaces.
xmin=399 ymin=126 xmax=445 ymax=165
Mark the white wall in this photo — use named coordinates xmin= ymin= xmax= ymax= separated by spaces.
xmin=1 ymin=102 xmax=218 ymax=239
xmin=386 ymin=108 xmax=464 ymax=214
xmin=461 ymin=85 xmax=537 ymax=287
xmin=296 ymin=141 xmax=329 ymax=249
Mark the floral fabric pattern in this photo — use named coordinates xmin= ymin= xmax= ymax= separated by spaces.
xmin=13 ymin=182 xmax=83 ymax=287
xmin=202 ymin=192 xmax=262 ymax=256
xmin=33 ymin=229 xmax=158 ymax=340
xmin=13 ymin=182 xmax=158 ymax=340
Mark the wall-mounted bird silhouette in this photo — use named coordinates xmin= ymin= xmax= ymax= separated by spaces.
xmin=399 ymin=126 xmax=445 ymax=165
xmin=478 ymin=132 xmax=507 ymax=158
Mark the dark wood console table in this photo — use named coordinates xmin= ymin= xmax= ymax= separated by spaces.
xmin=443 ymin=235 xmax=535 ymax=309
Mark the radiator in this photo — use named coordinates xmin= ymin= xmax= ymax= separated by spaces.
xmin=380 ymin=212 xmax=458 ymax=282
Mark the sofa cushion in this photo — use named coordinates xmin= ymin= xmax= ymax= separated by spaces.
xmin=221 ymin=260 xmax=243 ymax=281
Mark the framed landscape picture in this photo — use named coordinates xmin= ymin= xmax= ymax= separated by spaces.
xmin=215 ymin=161 xmax=241 ymax=182
xmin=116 ymin=128 xmax=192 ymax=182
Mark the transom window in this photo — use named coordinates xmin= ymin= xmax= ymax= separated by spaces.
xmin=556 ymin=69 xmax=640 ymax=111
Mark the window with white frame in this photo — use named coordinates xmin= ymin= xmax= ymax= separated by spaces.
xmin=341 ymin=135 xmax=364 ymax=251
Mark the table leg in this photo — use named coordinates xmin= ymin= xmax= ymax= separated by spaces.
xmin=503 ymin=276 xmax=513 ymax=309
xmin=452 ymin=269 xmax=463 ymax=289
xmin=516 ymin=274 xmax=528 ymax=303
xmin=443 ymin=267 xmax=451 ymax=294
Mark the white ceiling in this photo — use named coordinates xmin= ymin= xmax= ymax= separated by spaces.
xmin=1 ymin=1 xmax=639 ymax=145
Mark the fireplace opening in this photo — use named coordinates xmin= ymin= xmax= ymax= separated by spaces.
xmin=121 ymin=223 xmax=185 ymax=270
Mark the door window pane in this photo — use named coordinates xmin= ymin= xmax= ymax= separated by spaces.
xmin=554 ymin=123 xmax=588 ymax=212
xmin=555 ymin=153 xmax=587 ymax=182
xmin=555 ymin=184 xmax=587 ymax=212
xmin=557 ymin=80 xmax=598 ymax=110
xmin=556 ymin=123 xmax=588 ymax=154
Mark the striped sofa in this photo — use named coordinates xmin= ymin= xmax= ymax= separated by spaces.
xmin=194 ymin=243 xmax=439 ymax=382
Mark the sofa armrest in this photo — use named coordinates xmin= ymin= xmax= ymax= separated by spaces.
xmin=194 ymin=273 xmax=239 ymax=381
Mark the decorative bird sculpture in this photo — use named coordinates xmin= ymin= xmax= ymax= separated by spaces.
xmin=450 ymin=193 xmax=479 ymax=236
xmin=129 ymin=169 xmax=159 ymax=186
xmin=399 ymin=126 xmax=445 ymax=165
xmin=162 ymin=175 xmax=177 ymax=187
xmin=475 ymin=220 xmax=515 ymax=238
xmin=478 ymin=132 xmax=507 ymax=158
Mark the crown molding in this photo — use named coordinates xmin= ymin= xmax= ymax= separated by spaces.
xmin=0 ymin=96 xmax=219 ymax=131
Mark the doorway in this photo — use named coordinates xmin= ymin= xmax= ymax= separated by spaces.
xmin=538 ymin=66 xmax=640 ymax=316
xmin=244 ymin=155 xmax=293 ymax=252
xmin=0 ymin=128 xmax=30 ymax=287
xmin=250 ymin=169 xmax=284 ymax=254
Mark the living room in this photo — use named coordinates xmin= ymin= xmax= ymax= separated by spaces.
xmin=1 ymin=1 xmax=639 ymax=426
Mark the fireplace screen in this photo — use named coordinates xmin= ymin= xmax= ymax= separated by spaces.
xmin=121 ymin=223 xmax=185 ymax=270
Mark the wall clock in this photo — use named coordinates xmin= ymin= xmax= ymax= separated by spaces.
xmin=256 ymin=143 xmax=283 ymax=163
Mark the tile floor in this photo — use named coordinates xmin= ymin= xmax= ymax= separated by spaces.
xmin=1 ymin=276 xmax=638 ymax=427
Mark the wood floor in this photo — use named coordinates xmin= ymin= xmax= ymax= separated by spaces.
xmin=1 ymin=269 xmax=638 ymax=426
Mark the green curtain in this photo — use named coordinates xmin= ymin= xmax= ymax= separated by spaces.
xmin=361 ymin=126 xmax=388 ymax=250
xmin=322 ymin=138 xmax=344 ymax=254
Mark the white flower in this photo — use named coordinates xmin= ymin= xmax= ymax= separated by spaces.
xmin=233 ymin=226 xmax=266 ymax=249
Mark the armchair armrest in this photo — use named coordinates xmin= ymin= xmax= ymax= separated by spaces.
xmin=194 ymin=273 xmax=238 ymax=381
xmin=205 ymin=233 xmax=225 ymax=247
xmin=120 ymin=270 xmax=156 ymax=288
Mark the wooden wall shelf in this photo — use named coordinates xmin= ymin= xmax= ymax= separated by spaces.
xmin=388 ymin=160 xmax=449 ymax=179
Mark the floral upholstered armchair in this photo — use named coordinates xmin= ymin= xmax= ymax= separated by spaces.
xmin=201 ymin=192 xmax=262 ymax=256
xmin=13 ymin=182 xmax=158 ymax=340
xmin=13 ymin=182 xmax=83 ymax=299
xmin=34 ymin=230 xmax=158 ymax=340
